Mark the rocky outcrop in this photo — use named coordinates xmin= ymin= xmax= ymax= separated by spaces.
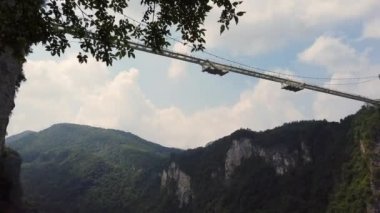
xmin=0 ymin=24 xmax=28 ymax=210
xmin=224 ymin=138 xmax=312 ymax=178
xmin=300 ymin=142 xmax=312 ymax=163
xmin=161 ymin=162 xmax=192 ymax=208
xmin=225 ymin=139 xmax=252 ymax=179
xmin=0 ymin=47 xmax=24 ymax=154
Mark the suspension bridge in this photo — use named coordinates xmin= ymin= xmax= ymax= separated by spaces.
xmin=128 ymin=42 xmax=380 ymax=106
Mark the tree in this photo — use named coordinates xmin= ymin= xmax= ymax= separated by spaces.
xmin=0 ymin=0 xmax=245 ymax=154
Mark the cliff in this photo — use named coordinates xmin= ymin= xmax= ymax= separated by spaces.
xmin=159 ymin=106 xmax=377 ymax=212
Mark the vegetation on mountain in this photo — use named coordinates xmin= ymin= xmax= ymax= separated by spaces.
xmin=8 ymin=106 xmax=379 ymax=212
xmin=164 ymin=111 xmax=370 ymax=213
xmin=9 ymin=123 xmax=180 ymax=212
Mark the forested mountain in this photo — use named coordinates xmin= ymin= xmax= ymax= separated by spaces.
xmin=8 ymin=106 xmax=380 ymax=213
xmin=8 ymin=123 xmax=180 ymax=212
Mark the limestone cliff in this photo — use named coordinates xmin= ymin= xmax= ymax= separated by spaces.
xmin=161 ymin=162 xmax=192 ymax=208
xmin=224 ymin=138 xmax=312 ymax=178
xmin=224 ymin=139 xmax=252 ymax=179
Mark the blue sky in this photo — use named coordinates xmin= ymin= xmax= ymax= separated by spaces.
xmin=8 ymin=0 xmax=380 ymax=148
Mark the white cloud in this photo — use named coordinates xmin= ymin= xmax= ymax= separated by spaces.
xmin=298 ymin=35 xmax=379 ymax=119
xmin=139 ymin=79 xmax=307 ymax=148
xmin=204 ymin=0 xmax=380 ymax=56
xmin=300 ymin=0 xmax=378 ymax=26
xmin=298 ymin=36 xmax=369 ymax=74
xmin=167 ymin=60 xmax=187 ymax=79
xmin=9 ymin=37 xmax=377 ymax=149
xmin=362 ymin=18 xmax=380 ymax=39
xmin=7 ymin=2 xmax=380 ymax=150
xmin=9 ymin=56 xmax=109 ymax=133
xmin=8 ymin=55 xmax=308 ymax=149
xmin=167 ymin=43 xmax=191 ymax=79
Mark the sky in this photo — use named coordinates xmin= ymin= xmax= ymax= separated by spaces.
xmin=7 ymin=0 xmax=380 ymax=148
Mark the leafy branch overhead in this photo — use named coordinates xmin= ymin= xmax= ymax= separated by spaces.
xmin=0 ymin=0 xmax=245 ymax=65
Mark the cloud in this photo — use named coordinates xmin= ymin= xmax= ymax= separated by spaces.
xmin=139 ymin=79 xmax=307 ymax=148
xmin=167 ymin=61 xmax=187 ymax=79
xmin=7 ymin=2 xmax=380 ymax=149
xmin=298 ymin=35 xmax=379 ymax=120
xmin=362 ymin=18 xmax=380 ymax=39
xmin=9 ymin=55 xmax=308 ymax=149
xmin=204 ymin=0 xmax=380 ymax=56
xmin=298 ymin=36 xmax=369 ymax=74
xmin=167 ymin=43 xmax=190 ymax=79
xmin=299 ymin=0 xmax=379 ymax=26
xmin=8 ymin=56 xmax=109 ymax=133
xmin=10 ymin=36 xmax=377 ymax=149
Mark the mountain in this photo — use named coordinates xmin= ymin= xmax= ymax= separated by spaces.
xmin=5 ymin=131 xmax=36 ymax=144
xmin=8 ymin=123 xmax=180 ymax=213
xmin=8 ymin=106 xmax=380 ymax=213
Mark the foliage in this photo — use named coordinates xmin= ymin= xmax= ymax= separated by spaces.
xmin=326 ymin=106 xmax=380 ymax=212
xmin=0 ymin=0 xmax=245 ymax=65
xmin=326 ymin=144 xmax=370 ymax=213
xmin=0 ymin=0 xmax=47 ymax=59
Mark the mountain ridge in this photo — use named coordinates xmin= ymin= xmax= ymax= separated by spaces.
xmin=7 ymin=106 xmax=379 ymax=212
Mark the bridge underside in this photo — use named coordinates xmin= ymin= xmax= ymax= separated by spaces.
xmin=281 ymin=83 xmax=304 ymax=92
xmin=202 ymin=66 xmax=228 ymax=76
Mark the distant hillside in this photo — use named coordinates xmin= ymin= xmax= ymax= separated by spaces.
xmin=5 ymin=130 xmax=35 ymax=144
xmin=9 ymin=123 xmax=181 ymax=213
xmin=9 ymin=107 xmax=380 ymax=213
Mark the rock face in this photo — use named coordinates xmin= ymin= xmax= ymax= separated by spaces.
xmin=161 ymin=162 xmax=192 ymax=208
xmin=224 ymin=138 xmax=312 ymax=178
xmin=225 ymin=139 xmax=252 ymax=179
xmin=301 ymin=142 xmax=312 ymax=163
xmin=0 ymin=47 xmax=24 ymax=154
xmin=0 ymin=46 xmax=28 ymax=212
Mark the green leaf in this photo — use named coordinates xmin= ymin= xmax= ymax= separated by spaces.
xmin=237 ymin=11 xmax=246 ymax=16
xmin=234 ymin=16 xmax=239 ymax=24
xmin=220 ymin=25 xmax=225 ymax=34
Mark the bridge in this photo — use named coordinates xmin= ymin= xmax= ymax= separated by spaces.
xmin=129 ymin=42 xmax=380 ymax=106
